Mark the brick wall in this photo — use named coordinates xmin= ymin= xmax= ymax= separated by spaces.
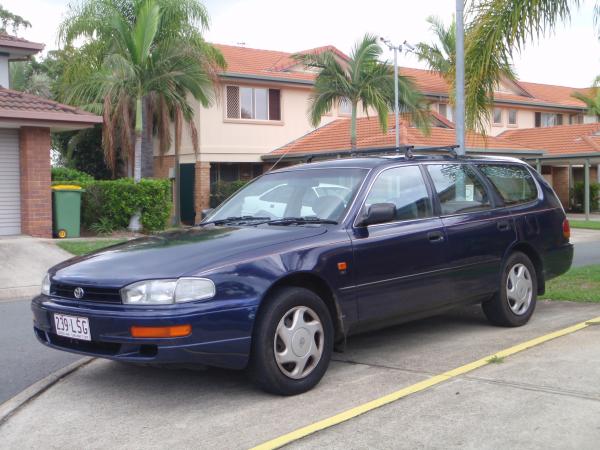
xmin=551 ymin=166 xmax=569 ymax=208
xmin=194 ymin=162 xmax=211 ymax=223
xmin=153 ymin=155 xmax=175 ymax=179
xmin=19 ymin=127 xmax=52 ymax=237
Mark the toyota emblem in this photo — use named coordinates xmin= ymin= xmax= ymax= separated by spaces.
xmin=74 ymin=287 xmax=85 ymax=299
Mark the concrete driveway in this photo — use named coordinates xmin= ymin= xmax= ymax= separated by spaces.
xmin=0 ymin=236 xmax=72 ymax=300
xmin=1 ymin=301 xmax=599 ymax=449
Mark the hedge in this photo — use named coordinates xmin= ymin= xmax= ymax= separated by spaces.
xmin=571 ymin=181 xmax=600 ymax=212
xmin=51 ymin=167 xmax=94 ymax=185
xmin=81 ymin=178 xmax=172 ymax=232
xmin=210 ymin=179 xmax=249 ymax=208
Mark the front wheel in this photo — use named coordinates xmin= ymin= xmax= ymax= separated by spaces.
xmin=482 ymin=252 xmax=538 ymax=327
xmin=249 ymin=287 xmax=333 ymax=395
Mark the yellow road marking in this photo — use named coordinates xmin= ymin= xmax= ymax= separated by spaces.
xmin=250 ymin=315 xmax=600 ymax=450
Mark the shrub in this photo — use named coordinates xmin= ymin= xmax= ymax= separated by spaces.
xmin=210 ymin=179 xmax=249 ymax=208
xmin=51 ymin=167 xmax=94 ymax=185
xmin=571 ymin=182 xmax=600 ymax=212
xmin=82 ymin=178 xmax=172 ymax=232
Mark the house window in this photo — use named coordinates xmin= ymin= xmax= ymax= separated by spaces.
xmin=339 ymin=97 xmax=352 ymax=115
xmin=535 ymin=112 xmax=563 ymax=128
xmin=226 ymin=86 xmax=281 ymax=121
xmin=493 ymin=108 xmax=503 ymax=125
xmin=508 ymin=109 xmax=517 ymax=126
xmin=438 ymin=103 xmax=447 ymax=118
xmin=569 ymin=114 xmax=583 ymax=125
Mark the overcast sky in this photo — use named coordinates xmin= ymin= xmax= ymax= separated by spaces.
xmin=3 ymin=0 xmax=599 ymax=87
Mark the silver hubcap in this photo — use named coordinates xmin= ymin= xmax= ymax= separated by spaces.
xmin=506 ymin=263 xmax=533 ymax=315
xmin=274 ymin=306 xmax=324 ymax=379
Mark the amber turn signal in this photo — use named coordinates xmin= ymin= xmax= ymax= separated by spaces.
xmin=131 ymin=324 xmax=192 ymax=338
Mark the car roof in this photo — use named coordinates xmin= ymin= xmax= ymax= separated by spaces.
xmin=267 ymin=154 xmax=527 ymax=173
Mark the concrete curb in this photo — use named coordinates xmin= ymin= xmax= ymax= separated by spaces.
xmin=0 ymin=357 xmax=94 ymax=425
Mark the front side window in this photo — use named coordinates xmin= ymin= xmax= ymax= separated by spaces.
xmin=207 ymin=168 xmax=367 ymax=222
xmin=478 ymin=164 xmax=538 ymax=205
xmin=226 ymin=86 xmax=281 ymax=121
xmin=427 ymin=164 xmax=491 ymax=215
xmin=364 ymin=165 xmax=432 ymax=222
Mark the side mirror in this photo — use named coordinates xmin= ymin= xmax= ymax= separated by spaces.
xmin=356 ymin=203 xmax=396 ymax=227
xmin=201 ymin=208 xmax=214 ymax=220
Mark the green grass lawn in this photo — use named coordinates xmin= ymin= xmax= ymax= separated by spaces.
xmin=569 ymin=220 xmax=600 ymax=230
xmin=541 ymin=264 xmax=600 ymax=303
xmin=57 ymin=239 xmax=127 ymax=256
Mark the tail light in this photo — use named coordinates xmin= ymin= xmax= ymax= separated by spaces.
xmin=562 ymin=218 xmax=571 ymax=240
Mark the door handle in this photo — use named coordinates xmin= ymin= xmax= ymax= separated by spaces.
xmin=428 ymin=231 xmax=445 ymax=243
xmin=497 ymin=220 xmax=511 ymax=232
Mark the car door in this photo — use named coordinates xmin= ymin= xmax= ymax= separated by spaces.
xmin=425 ymin=163 xmax=517 ymax=302
xmin=350 ymin=164 xmax=454 ymax=325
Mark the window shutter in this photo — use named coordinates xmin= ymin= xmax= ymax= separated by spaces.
xmin=268 ymin=89 xmax=281 ymax=121
xmin=226 ymin=86 xmax=240 ymax=119
xmin=535 ymin=112 xmax=541 ymax=127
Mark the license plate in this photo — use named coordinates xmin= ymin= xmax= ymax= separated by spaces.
xmin=53 ymin=313 xmax=91 ymax=341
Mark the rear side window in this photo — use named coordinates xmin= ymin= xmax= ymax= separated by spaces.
xmin=364 ymin=165 xmax=432 ymax=221
xmin=427 ymin=164 xmax=491 ymax=215
xmin=477 ymin=164 xmax=538 ymax=205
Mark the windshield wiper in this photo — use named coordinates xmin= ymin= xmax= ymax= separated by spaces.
xmin=201 ymin=216 xmax=271 ymax=226
xmin=267 ymin=217 xmax=338 ymax=226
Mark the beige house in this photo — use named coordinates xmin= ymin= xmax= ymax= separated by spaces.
xmin=154 ymin=43 xmax=599 ymax=222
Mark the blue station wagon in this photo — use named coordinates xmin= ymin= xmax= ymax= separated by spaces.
xmin=32 ymin=154 xmax=573 ymax=395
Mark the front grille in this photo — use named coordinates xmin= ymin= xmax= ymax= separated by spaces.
xmin=47 ymin=332 xmax=121 ymax=356
xmin=50 ymin=282 xmax=122 ymax=304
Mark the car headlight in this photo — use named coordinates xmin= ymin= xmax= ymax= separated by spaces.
xmin=121 ymin=278 xmax=215 ymax=305
xmin=41 ymin=273 xmax=51 ymax=296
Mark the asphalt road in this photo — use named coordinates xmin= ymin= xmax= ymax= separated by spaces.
xmin=1 ymin=233 xmax=598 ymax=406
xmin=0 ymin=298 xmax=79 ymax=404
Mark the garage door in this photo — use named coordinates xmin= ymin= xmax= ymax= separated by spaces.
xmin=0 ymin=129 xmax=21 ymax=235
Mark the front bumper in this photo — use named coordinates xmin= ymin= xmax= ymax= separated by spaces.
xmin=31 ymin=295 xmax=258 ymax=370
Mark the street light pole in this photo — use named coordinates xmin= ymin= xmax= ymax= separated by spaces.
xmin=455 ymin=0 xmax=466 ymax=156
xmin=381 ymin=38 xmax=401 ymax=150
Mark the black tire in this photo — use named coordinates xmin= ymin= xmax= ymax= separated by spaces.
xmin=249 ymin=287 xmax=333 ymax=395
xmin=482 ymin=251 xmax=538 ymax=327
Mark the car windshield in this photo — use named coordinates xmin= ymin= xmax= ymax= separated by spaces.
xmin=205 ymin=168 xmax=368 ymax=223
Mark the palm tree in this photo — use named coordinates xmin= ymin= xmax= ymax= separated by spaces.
xmin=415 ymin=15 xmax=515 ymax=133
xmin=572 ymin=77 xmax=600 ymax=119
xmin=295 ymin=34 xmax=429 ymax=150
xmin=59 ymin=0 xmax=225 ymax=179
xmin=464 ymin=0 xmax=599 ymax=133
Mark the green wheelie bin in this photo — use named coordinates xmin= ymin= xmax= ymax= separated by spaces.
xmin=52 ymin=185 xmax=85 ymax=238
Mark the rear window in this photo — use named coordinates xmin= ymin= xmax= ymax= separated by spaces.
xmin=478 ymin=164 xmax=538 ymax=205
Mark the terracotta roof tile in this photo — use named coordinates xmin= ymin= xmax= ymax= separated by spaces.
xmin=499 ymin=123 xmax=600 ymax=155
xmin=0 ymin=88 xmax=102 ymax=124
xmin=214 ymin=44 xmax=592 ymax=108
xmin=0 ymin=33 xmax=43 ymax=52
xmin=270 ymin=114 xmax=538 ymax=157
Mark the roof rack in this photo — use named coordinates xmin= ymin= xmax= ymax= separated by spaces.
xmin=303 ymin=144 xmax=461 ymax=163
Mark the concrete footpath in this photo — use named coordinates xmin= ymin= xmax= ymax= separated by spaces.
xmin=1 ymin=301 xmax=599 ymax=449
xmin=0 ymin=236 xmax=71 ymax=300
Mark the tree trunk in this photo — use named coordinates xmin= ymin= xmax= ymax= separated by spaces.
xmin=134 ymin=97 xmax=142 ymax=182
xmin=350 ymin=101 xmax=358 ymax=151
xmin=140 ymin=95 xmax=154 ymax=178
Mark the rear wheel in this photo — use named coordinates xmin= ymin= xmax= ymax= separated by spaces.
xmin=482 ymin=252 xmax=537 ymax=327
xmin=249 ymin=287 xmax=333 ymax=395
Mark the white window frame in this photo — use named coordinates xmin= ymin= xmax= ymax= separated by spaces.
xmin=338 ymin=97 xmax=352 ymax=116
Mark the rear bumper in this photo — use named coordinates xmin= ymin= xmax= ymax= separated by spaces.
xmin=31 ymin=295 xmax=257 ymax=370
xmin=543 ymin=243 xmax=573 ymax=281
